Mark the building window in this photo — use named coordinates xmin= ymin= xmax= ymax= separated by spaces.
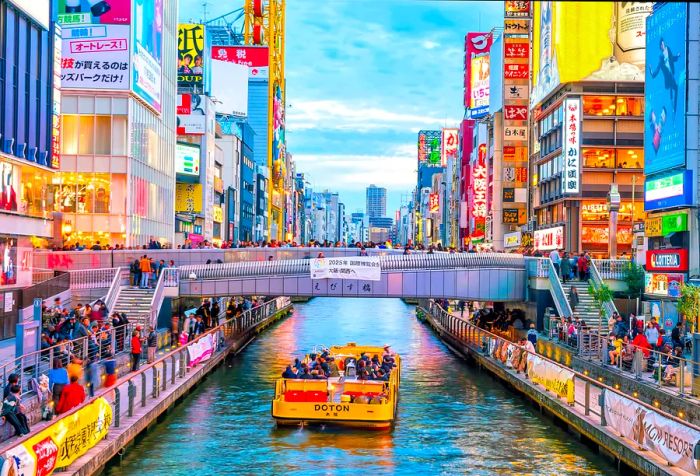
xmin=617 ymin=148 xmax=643 ymax=169
xmin=61 ymin=114 xmax=128 ymax=156
xmin=51 ymin=173 xmax=112 ymax=214
xmin=582 ymin=148 xmax=615 ymax=168
xmin=582 ymin=95 xmax=643 ymax=116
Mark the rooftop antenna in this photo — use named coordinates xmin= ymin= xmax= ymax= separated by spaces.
xmin=202 ymin=1 xmax=209 ymax=22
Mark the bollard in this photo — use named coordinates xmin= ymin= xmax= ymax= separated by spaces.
xmin=633 ymin=348 xmax=643 ymax=380
xmin=141 ymin=372 xmax=147 ymax=407
xmin=680 ymin=363 xmax=686 ymax=397
xmin=114 ymin=388 xmax=121 ymax=427
xmin=171 ymin=355 xmax=177 ymax=384
xmin=162 ymin=360 xmax=167 ymax=392
xmin=127 ymin=381 xmax=136 ymax=417
xmin=584 ymin=381 xmax=590 ymax=416
xmin=599 ymin=389 xmax=606 ymax=426
xmin=153 ymin=368 xmax=159 ymax=398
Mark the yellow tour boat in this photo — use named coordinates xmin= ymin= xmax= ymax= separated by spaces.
xmin=271 ymin=343 xmax=401 ymax=429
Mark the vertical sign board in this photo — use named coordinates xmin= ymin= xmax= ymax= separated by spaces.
xmin=562 ymin=98 xmax=581 ymax=194
xmin=441 ymin=129 xmax=459 ymax=168
xmin=465 ymin=33 xmax=493 ymax=118
xmin=132 ymin=0 xmax=163 ymax=112
xmin=471 ymin=145 xmax=488 ymax=241
xmin=417 ymin=130 xmax=442 ymax=167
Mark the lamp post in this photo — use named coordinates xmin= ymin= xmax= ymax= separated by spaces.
xmin=607 ymin=184 xmax=621 ymax=258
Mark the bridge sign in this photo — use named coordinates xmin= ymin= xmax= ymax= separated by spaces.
xmin=310 ymin=257 xmax=381 ymax=281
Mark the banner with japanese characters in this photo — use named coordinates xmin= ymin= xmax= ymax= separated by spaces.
xmin=310 ymin=257 xmax=381 ymax=281
xmin=60 ymin=24 xmax=130 ymax=90
xmin=562 ymin=98 xmax=581 ymax=194
xmin=1 ymin=397 xmax=112 ymax=476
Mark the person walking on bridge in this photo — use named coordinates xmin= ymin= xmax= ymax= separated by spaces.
xmin=549 ymin=248 xmax=561 ymax=277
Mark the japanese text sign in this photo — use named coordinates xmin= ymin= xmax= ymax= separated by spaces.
xmin=562 ymin=98 xmax=581 ymax=194
xmin=178 ymin=24 xmax=205 ymax=86
xmin=472 ymin=157 xmax=488 ymax=219
xmin=441 ymin=128 xmax=459 ymax=166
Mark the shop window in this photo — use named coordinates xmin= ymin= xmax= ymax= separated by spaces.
xmin=95 ymin=116 xmax=111 ymax=155
xmin=616 ymin=148 xmax=643 ymax=169
xmin=582 ymin=96 xmax=616 ymax=116
xmin=112 ymin=116 xmax=127 ymax=155
xmin=582 ymin=148 xmax=615 ymax=168
xmin=78 ymin=116 xmax=94 ymax=154
xmin=615 ymin=97 xmax=644 ymax=117
xmin=52 ymin=173 xmax=112 ymax=214
xmin=62 ymin=115 xmax=79 ymax=155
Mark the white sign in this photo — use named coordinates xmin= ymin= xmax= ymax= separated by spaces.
xmin=211 ymin=59 xmax=249 ymax=116
xmin=504 ymin=126 xmax=527 ymax=141
xmin=61 ymin=25 xmax=130 ymax=91
xmin=604 ymin=391 xmax=700 ymax=474
xmin=533 ymin=226 xmax=563 ymax=251
xmin=177 ymin=94 xmax=206 ymax=135
xmin=187 ymin=334 xmax=215 ymax=367
xmin=310 ymin=257 xmax=381 ymax=281
xmin=505 ymin=84 xmax=529 ymax=100
xmin=504 ymin=231 xmax=522 ymax=248
xmin=562 ymin=98 xmax=581 ymax=194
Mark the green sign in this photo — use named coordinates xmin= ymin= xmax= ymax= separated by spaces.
xmin=661 ymin=212 xmax=688 ymax=235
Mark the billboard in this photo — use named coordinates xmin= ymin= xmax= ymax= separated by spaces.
xmin=60 ymin=24 xmax=130 ymax=90
xmin=417 ymin=130 xmax=442 ymax=167
xmin=644 ymin=2 xmax=687 ymax=175
xmin=178 ymin=24 xmax=205 ymax=86
xmin=429 ymin=193 xmax=440 ymax=214
xmin=175 ymin=183 xmax=203 ymax=213
xmin=562 ymin=98 xmax=581 ymax=194
xmin=175 ymin=142 xmax=201 ymax=176
xmin=531 ymin=2 xmax=653 ymax=106
xmin=465 ymin=32 xmax=492 ymax=117
xmin=212 ymin=45 xmax=269 ymax=79
xmin=53 ymin=0 xmax=131 ymax=25
xmin=132 ymin=0 xmax=163 ymax=112
xmin=534 ymin=226 xmax=563 ymax=251
xmin=471 ymin=152 xmax=487 ymax=240
xmin=441 ymin=128 xmax=459 ymax=167
xmin=644 ymin=170 xmax=693 ymax=211
xmin=177 ymin=94 xmax=206 ymax=135
xmin=211 ymin=60 xmax=249 ymax=116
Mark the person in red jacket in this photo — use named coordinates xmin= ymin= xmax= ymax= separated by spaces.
xmin=632 ymin=332 xmax=652 ymax=359
xmin=131 ymin=330 xmax=142 ymax=371
xmin=55 ymin=375 xmax=85 ymax=415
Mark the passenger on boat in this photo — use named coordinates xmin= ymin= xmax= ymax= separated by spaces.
xmin=374 ymin=369 xmax=389 ymax=381
xmin=319 ymin=358 xmax=330 ymax=376
xmin=382 ymin=344 xmax=394 ymax=358
xmin=293 ymin=358 xmax=302 ymax=371
xmin=327 ymin=357 xmax=340 ymax=377
xmin=357 ymin=361 xmax=371 ymax=380
xmin=282 ymin=365 xmax=298 ymax=379
xmin=298 ymin=365 xmax=312 ymax=379
xmin=359 ymin=353 xmax=370 ymax=365
xmin=371 ymin=355 xmax=380 ymax=366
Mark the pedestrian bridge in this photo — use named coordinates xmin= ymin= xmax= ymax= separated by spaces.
xmin=176 ymin=253 xmax=528 ymax=302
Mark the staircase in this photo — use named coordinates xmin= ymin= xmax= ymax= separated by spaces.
xmin=559 ymin=280 xmax=606 ymax=332
xmin=110 ymin=286 xmax=155 ymax=328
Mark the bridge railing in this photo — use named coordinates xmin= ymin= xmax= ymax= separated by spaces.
xmin=0 ymin=297 xmax=292 ymax=457
xmin=420 ymin=302 xmax=700 ymax=466
xmin=592 ymin=259 xmax=630 ymax=280
xmin=178 ymin=252 xmax=526 ymax=281
xmin=69 ymin=267 xmax=119 ymax=289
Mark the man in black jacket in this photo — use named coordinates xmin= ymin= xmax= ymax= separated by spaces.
xmin=147 ymin=326 xmax=158 ymax=363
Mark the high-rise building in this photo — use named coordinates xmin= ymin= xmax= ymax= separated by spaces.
xmin=366 ymin=184 xmax=386 ymax=219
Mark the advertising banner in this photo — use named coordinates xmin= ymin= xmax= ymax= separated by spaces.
xmin=603 ymin=391 xmax=700 ymax=474
xmin=417 ymin=130 xmax=442 ymax=167
xmin=505 ymin=0 xmax=530 ymax=17
xmin=175 ymin=183 xmax=203 ymax=213
xmin=0 ymin=161 xmax=20 ymax=212
xmin=645 ymin=273 xmax=684 ymax=297
xmin=132 ymin=0 xmax=163 ymax=112
xmin=212 ymin=45 xmax=269 ymax=78
xmin=527 ymin=354 xmax=574 ymax=404
xmin=644 ymin=2 xmax=687 ymax=175
xmin=646 ymin=248 xmax=688 ymax=273
xmin=60 ymin=24 xmax=130 ymax=90
xmin=428 ymin=193 xmax=440 ymax=214
xmin=504 ymin=105 xmax=528 ymax=121
xmin=534 ymin=226 xmax=563 ymax=251
xmin=53 ymin=0 xmax=131 ymax=25
xmin=504 ymin=85 xmax=528 ymax=101
xmin=562 ymin=98 xmax=581 ymax=194
xmin=1 ymin=397 xmax=112 ymax=476
xmin=503 ymin=126 xmax=527 ymax=141
xmin=441 ymin=128 xmax=459 ymax=167
xmin=176 ymin=94 xmax=206 ymax=135
xmin=504 ymin=231 xmax=522 ymax=248
xmin=644 ymin=170 xmax=692 ymax=211
xmin=310 ymin=257 xmax=381 ymax=281
xmin=465 ymin=32 xmax=492 ymax=116
xmin=178 ymin=24 xmax=205 ymax=86
xmin=531 ymin=2 xmax=652 ymax=107
xmin=187 ymin=333 xmax=215 ymax=367
xmin=211 ymin=60 xmax=249 ymax=116
xmin=504 ymin=19 xmax=529 ymax=35
xmin=175 ymin=143 xmax=200 ymax=176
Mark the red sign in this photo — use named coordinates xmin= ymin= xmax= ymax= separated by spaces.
xmin=464 ymin=32 xmax=492 ymax=110
xmin=646 ymin=249 xmax=688 ymax=272
xmin=472 ymin=155 xmax=488 ymax=219
xmin=505 ymin=42 xmax=529 ymax=59
xmin=504 ymin=105 xmax=528 ymax=121
xmin=429 ymin=193 xmax=440 ymax=213
xmin=504 ymin=63 xmax=529 ymax=79
xmin=505 ymin=1 xmax=531 ymax=17
xmin=177 ymin=93 xmax=192 ymax=115
xmin=211 ymin=46 xmax=269 ymax=67
xmin=33 ymin=436 xmax=58 ymax=476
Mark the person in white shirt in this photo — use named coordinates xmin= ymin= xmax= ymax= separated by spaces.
xmin=549 ymin=249 xmax=561 ymax=276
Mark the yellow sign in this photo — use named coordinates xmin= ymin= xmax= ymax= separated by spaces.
xmin=645 ymin=216 xmax=662 ymax=237
xmin=175 ymin=183 xmax=203 ymax=213
xmin=1 ymin=397 xmax=112 ymax=476
xmin=213 ymin=176 xmax=224 ymax=194
xmin=527 ymin=354 xmax=575 ymax=404
xmin=531 ymin=2 xmax=652 ymax=106
xmin=212 ymin=205 xmax=223 ymax=223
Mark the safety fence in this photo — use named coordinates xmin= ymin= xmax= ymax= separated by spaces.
xmin=592 ymin=259 xmax=632 ymax=281
xmin=20 ymin=272 xmax=71 ymax=309
xmin=422 ymin=301 xmax=700 ymax=474
xmin=69 ymin=267 xmax=120 ymax=290
xmin=0 ymin=297 xmax=292 ymax=466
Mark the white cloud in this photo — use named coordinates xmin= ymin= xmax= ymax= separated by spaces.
xmin=287 ymin=99 xmax=445 ymax=133
xmin=422 ymin=40 xmax=440 ymax=50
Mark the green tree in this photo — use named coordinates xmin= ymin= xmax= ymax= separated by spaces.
xmin=677 ymin=284 xmax=700 ymax=334
xmin=589 ymin=280 xmax=614 ymax=318
xmin=622 ymin=262 xmax=646 ymax=299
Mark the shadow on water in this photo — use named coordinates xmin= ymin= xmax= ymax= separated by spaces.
xmin=104 ymin=298 xmax=618 ymax=476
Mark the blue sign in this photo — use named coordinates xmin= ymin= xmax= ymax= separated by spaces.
xmin=644 ymin=169 xmax=692 ymax=211
xmin=644 ymin=2 xmax=687 ymax=175
xmin=132 ymin=0 xmax=163 ymax=112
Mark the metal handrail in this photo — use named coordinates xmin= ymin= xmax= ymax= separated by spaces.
xmin=69 ymin=268 xmax=119 ymax=289
xmin=104 ymin=267 xmax=126 ymax=313
xmin=0 ymin=296 xmax=292 ymax=453
xmin=148 ymin=271 xmax=167 ymax=329
xmin=423 ymin=301 xmax=700 ymax=433
xmin=542 ymin=259 xmax=573 ymax=319
xmin=592 ymin=259 xmax=630 ymax=280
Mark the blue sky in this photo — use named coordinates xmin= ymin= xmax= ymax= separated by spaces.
xmin=181 ymin=0 xmax=504 ymax=214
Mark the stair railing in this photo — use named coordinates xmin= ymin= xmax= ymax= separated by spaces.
xmin=105 ymin=267 xmax=127 ymax=313
xmin=148 ymin=270 xmax=168 ymax=328
xmin=544 ymin=258 xmax=574 ymax=319
xmin=588 ymin=260 xmax=619 ymax=326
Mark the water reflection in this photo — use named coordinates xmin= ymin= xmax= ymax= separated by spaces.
xmin=106 ymin=298 xmax=616 ymax=476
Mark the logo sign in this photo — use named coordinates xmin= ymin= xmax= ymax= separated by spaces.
xmin=505 ymin=85 xmax=528 ymax=100
xmin=504 ymin=105 xmax=528 ymax=121
xmin=505 ymin=41 xmax=529 ymax=58
xmin=417 ymin=130 xmax=442 ymax=167
xmin=503 ymin=208 xmax=521 ymax=224
xmin=645 ymin=212 xmax=688 ymax=237
xmin=562 ymin=98 xmax=581 ymax=194
xmin=178 ymin=24 xmax=205 ymax=86
xmin=504 ymin=126 xmax=527 ymax=141
xmin=212 ymin=45 xmax=269 ymax=78
xmin=505 ymin=0 xmax=531 ymax=17
xmin=504 ymin=63 xmax=529 ymax=79
xmin=534 ymin=226 xmax=563 ymax=251
xmin=429 ymin=193 xmax=440 ymax=213
xmin=60 ymin=25 xmax=130 ymax=91
xmin=504 ymin=231 xmax=522 ymax=247
xmin=176 ymin=94 xmax=206 ymax=135
xmin=465 ymin=32 xmax=493 ymax=116
xmin=646 ymin=249 xmax=688 ymax=272
xmin=644 ymin=170 xmax=693 ymax=211
xmin=503 ymin=146 xmax=527 ymax=162
xmin=503 ymin=188 xmax=515 ymax=202
xmin=504 ymin=19 xmax=530 ymax=35
xmin=441 ymin=128 xmax=459 ymax=166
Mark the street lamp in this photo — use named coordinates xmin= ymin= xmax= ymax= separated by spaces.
xmin=607 ymin=184 xmax=621 ymax=258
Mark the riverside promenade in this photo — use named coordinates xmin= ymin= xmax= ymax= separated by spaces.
xmin=0 ymin=297 xmax=293 ymax=476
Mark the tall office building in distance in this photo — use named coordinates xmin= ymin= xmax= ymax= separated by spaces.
xmin=366 ymin=185 xmax=387 ymax=219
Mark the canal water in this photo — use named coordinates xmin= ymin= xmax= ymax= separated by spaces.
xmin=105 ymin=298 xmax=616 ymax=476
